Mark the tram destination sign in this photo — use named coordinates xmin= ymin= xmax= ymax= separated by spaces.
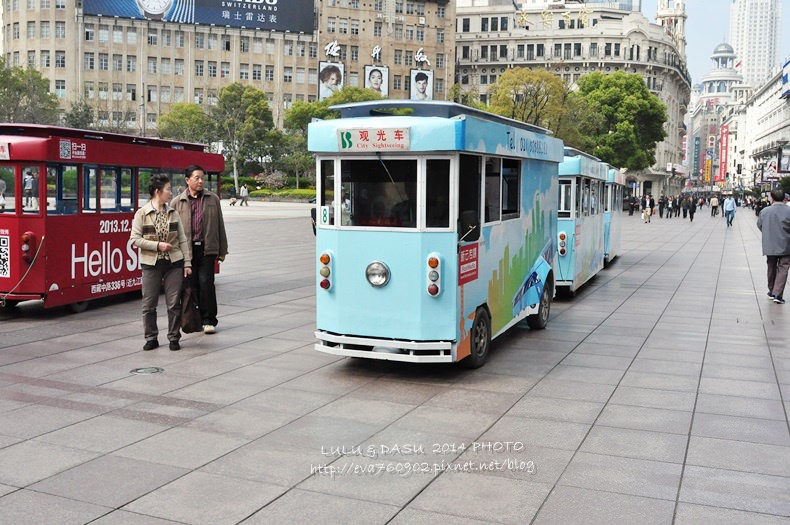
xmin=337 ymin=128 xmax=411 ymax=152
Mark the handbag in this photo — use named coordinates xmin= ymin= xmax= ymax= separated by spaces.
xmin=180 ymin=283 xmax=202 ymax=333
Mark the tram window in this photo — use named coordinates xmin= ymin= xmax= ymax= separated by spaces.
xmin=458 ymin=154 xmax=481 ymax=240
xmin=49 ymin=164 xmax=79 ymax=215
xmin=590 ymin=180 xmax=599 ymax=215
xmin=169 ymin=170 xmax=187 ymax=197
xmin=22 ymin=166 xmax=40 ymax=214
xmin=582 ymin=178 xmax=590 ymax=216
xmin=484 ymin=157 xmax=501 ymax=223
xmin=575 ymin=179 xmax=582 ymax=216
xmin=101 ymin=168 xmax=120 ymax=212
xmin=83 ymin=167 xmax=98 ymax=213
xmin=320 ymin=160 xmax=335 ymax=226
xmin=558 ymin=181 xmax=572 ymax=218
xmin=120 ymin=168 xmax=133 ymax=210
xmin=501 ymin=158 xmax=520 ymax=220
xmin=604 ymin=184 xmax=612 ymax=212
xmin=0 ymin=166 xmax=14 ymax=213
xmin=426 ymin=159 xmax=450 ymax=228
xmin=138 ymin=168 xmax=153 ymax=207
xmin=340 ymin=158 xmax=416 ymax=228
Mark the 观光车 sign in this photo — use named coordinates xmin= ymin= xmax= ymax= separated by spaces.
xmin=82 ymin=0 xmax=315 ymax=33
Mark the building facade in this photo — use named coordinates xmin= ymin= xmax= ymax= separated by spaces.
xmin=0 ymin=0 xmax=455 ymax=131
xmin=729 ymin=0 xmax=780 ymax=86
xmin=455 ymin=0 xmax=691 ymax=196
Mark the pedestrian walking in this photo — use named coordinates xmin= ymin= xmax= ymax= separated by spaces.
xmin=172 ymin=165 xmax=229 ymax=334
xmin=641 ymin=194 xmax=655 ymax=223
xmin=723 ymin=194 xmax=737 ymax=227
xmin=130 ymin=174 xmax=192 ymax=351
xmin=239 ymin=184 xmax=250 ymax=206
xmin=658 ymin=194 xmax=666 ymax=219
xmin=710 ymin=195 xmax=719 ymax=217
xmin=756 ymin=188 xmax=790 ymax=304
xmin=685 ymin=196 xmax=696 ymax=222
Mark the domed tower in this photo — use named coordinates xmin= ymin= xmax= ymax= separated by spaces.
xmin=700 ymin=43 xmax=743 ymax=102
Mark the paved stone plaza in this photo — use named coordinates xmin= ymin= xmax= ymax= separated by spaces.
xmin=0 ymin=201 xmax=788 ymax=524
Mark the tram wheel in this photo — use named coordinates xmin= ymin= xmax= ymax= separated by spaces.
xmin=69 ymin=301 xmax=89 ymax=314
xmin=526 ymin=278 xmax=552 ymax=330
xmin=462 ymin=307 xmax=491 ymax=369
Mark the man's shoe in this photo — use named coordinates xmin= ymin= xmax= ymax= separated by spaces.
xmin=768 ymin=291 xmax=776 ymax=299
xmin=774 ymin=296 xmax=786 ymax=304
xmin=169 ymin=340 xmax=181 ymax=351
xmin=143 ymin=340 xmax=159 ymax=351
xmin=203 ymin=325 xmax=216 ymax=334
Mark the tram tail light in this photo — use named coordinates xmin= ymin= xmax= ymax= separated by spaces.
xmin=20 ymin=231 xmax=36 ymax=263
xmin=558 ymin=231 xmax=567 ymax=257
xmin=319 ymin=251 xmax=332 ymax=291
xmin=426 ymin=252 xmax=441 ymax=296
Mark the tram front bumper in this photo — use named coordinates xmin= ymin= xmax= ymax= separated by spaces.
xmin=315 ymin=331 xmax=454 ymax=363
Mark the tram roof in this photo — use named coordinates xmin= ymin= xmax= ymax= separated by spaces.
xmin=329 ymin=100 xmax=553 ymax=135
xmin=0 ymin=123 xmax=210 ymax=152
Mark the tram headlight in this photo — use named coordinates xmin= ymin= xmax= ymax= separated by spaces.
xmin=366 ymin=261 xmax=390 ymax=287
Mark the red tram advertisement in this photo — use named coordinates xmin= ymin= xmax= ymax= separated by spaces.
xmin=0 ymin=124 xmax=224 ymax=311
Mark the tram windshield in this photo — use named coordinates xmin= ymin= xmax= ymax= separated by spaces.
xmin=321 ymin=158 xmax=451 ymax=229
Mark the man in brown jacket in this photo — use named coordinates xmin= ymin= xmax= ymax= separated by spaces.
xmin=172 ymin=164 xmax=228 ymax=333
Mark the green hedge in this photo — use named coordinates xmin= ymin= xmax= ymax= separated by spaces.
xmin=249 ymin=188 xmax=316 ymax=200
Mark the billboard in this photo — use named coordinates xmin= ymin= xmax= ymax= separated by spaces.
xmin=318 ymin=62 xmax=343 ymax=100
xmin=364 ymin=65 xmax=389 ymax=97
xmin=410 ymin=69 xmax=433 ymax=101
xmin=82 ymin=0 xmax=315 ymax=33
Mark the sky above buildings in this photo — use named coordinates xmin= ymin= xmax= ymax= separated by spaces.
xmin=640 ymin=0 xmax=790 ymax=84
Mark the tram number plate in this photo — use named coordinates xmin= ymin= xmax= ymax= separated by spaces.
xmin=0 ymin=235 xmax=9 ymax=278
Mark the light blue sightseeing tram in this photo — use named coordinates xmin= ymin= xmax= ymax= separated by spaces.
xmin=308 ymin=101 xmax=564 ymax=367
xmin=603 ymin=166 xmax=626 ymax=266
xmin=555 ymin=148 xmax=608 ymax=295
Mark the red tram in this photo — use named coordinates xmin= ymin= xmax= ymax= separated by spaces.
xmin=0 ymin=124 xmax=224 ymax=311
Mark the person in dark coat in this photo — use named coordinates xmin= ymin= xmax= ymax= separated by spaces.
xmin=757 ymin=188 xmax=790 ymax=304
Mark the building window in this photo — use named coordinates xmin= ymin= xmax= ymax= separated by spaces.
xmin=161 ymin=86 xmax=171 ymax=102
xmin=113 ymin=83 xmax=122 ymax=100
xmin=416 ymin=28 xmax=424 ymax=41
xmin=41 ymin=50 xmax=50 ymax=67
xmin=127 ymin=55 xmax=136 ymax=72
xmin=265 ymin=65 xmax=274 ymax=81
xmin=99 ymin=25 xmax=108 ymax=42
xmin=517 ymin=44 xmax=525 ymax=59
xmin=296 ymin=67 xmax=305 ymax=84
xmin=208 ymin=61 xmax=217 ymax=77
xmin=161 ymin=58 xmax=171 ymax=74
xmin=174 ymin=87 xmax=184 ymax=102
xmin=207 ymin=89 xmax=218 ymax=106
xmin=40 ymin=0 xmax=50 ymax=7
xmin=253 ymin=64 xmax=262 ymax=80
xmin=394 ymin=49 xmax=402 ymax=65
xmin=351 ymin=20 xmax=360 ymax=35
xmin=176 ymin=31 xmax=184 ymax=48
xmin=28 ymin=21 xmax=36 ymax=38
xmin=240 ymin=63 xmax=249 ymax=80
xmin=436 ymin=53 xmax=444 ymax=68
xmin=175 ymin=59 xmax=184 ymax=75
xmin=162 ymin=30 xmax=171 ymax=46
xmin=98 ymin=82 xmax=108 ymax=100
xmin=438 ymin=6 xmax=445 ymax=18
xmin=481 ymin=18 xmax=488 ymax=32
xmin=84 ymin=52 xmax=94 ymax=70
xmin=309 ymin=43 xmax=318 ymax=59
xmin=40 ymin=21 xmax=50 ymax=38
xmin=590 ymin=43 xmax=598 ymax=57
xmin=284 ymin=67 xmax=293 ymax=83
xmin=309 ymin=68 xmax=317 ymax=84
xmin=339 ymin=20 xmax=348 ymax=34
xmin=27 ymin=50 xmax=35 ymax=67
xmin=55 ymin=79 xmax=65 ymax=97
xmin=194 ymin=88 xmax=203 ymax=104
xmin=113 ymin=28 xmax=123 ymax=44
xmin=147 ymin=57 xmax=157 ymax=74
xmin=266 ymin=39 xmax=275 ymax=54
xmin=351 ymin=46 xmax=359 ymax=61
xmin=462 ymin=18 xmax=470 ymax=32
xmin=240 ymin=37 xmax=249 ymax=52
xmin=54 ymin=0 xmax=64 ymax=7
xmin=327 ymin=19 xmax=336 ymax=33
xmin=253 ymin=37 xmax=263 ymax=53
xmin=147 ymin=85 xmax=157 ymax=102
xmin=501 ymin=17 xmax=508 ymax=31
xmin=84 ymin=81 xmax=94 ymax=99
xmin=222 ymin=35 xmax=231 ymax=51
xmin=374 ymin=22 xmax=382 ymax=37
xmin=127 ymin=27 xmax=137 ymax=45
xmin=55 ymin=21 xmax=65 ymax=38
xmin=284 ymin=41 xmax=293 ymax=56
xmin=195 ymin=33 xmax=204 ymax=49
xmin=437 ymin=29 xmax=444 ymax=43
xmin=297 ymin=42 xmax=305 ymax=57
xmin=148 ymin=29 xmax=158 ymax=46
xmin=99 ymin=53 xmax=108 ymax=70
xmin=208 ymin=34 xmax=217 ymax=50
xmin=220 ymin=62 xmax=230 ymax=78
xmin=195 ymin=61 xmax=204 ymax=76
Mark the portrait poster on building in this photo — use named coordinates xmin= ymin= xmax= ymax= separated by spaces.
xmin=364 ymin=65 xmax=389 ymax=97
xmin=318 ymin=62 xmax=344 ymax=101
xmin=410 ymin=69 xmax=433 ymax=100
xmin=780 ymin=152 xmax=790 ymax=173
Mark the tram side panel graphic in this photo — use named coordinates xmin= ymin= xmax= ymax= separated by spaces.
xmin=309 ymin=101 xmax=563 ymax=365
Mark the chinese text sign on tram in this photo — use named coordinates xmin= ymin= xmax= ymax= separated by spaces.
xmin=337 ymin=128 xmax=411 ymax=152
